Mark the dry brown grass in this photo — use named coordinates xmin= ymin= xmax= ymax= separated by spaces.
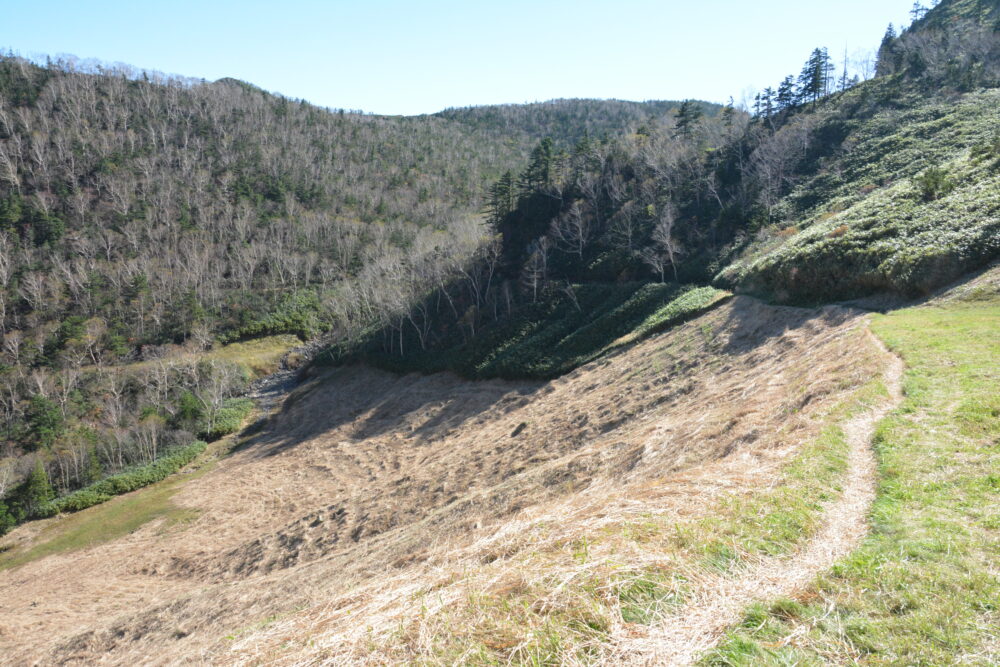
xmin=0 ymin=297 xmax=884 ymax=665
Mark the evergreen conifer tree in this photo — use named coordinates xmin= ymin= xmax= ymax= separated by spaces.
xmin=26 ymin=395 xmax=64 ymax=451
xmin=797 ymin=48 xmax=833 ymax=105
xmin=519 ymin=138 xmax=555 ymax=193
xmin=876 ymin=24 xmax=900 ymax=75
xmin=14 ymin=460 xmax=54 ymax=519
xmin=761 ymin=87 xmax=776 ymax=117
xmin=674 ymin=100 xmax=703 ymax=138
xmin=487 ymin=171 xmax=516 ymax=226
xmin=722 ymin=97 xmax=736 ymax=128
xmin=777 ymin=76 xmax=797 ymax=110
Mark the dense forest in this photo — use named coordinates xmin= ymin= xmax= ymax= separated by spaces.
xmin=2 ymin=0 xmax=999 ymax=531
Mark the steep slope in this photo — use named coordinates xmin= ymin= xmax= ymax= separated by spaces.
xmin=718 ymin=88 xmax=1000 ymax=301
xmin=1 ymin=1 xmax=997 ymax=662
xmin=716 ymin=0 xmax=1000 ymax=300
xmin=0 ymin=295 xmax=887 ymax=664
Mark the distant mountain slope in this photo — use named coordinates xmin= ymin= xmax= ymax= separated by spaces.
xmin=433 ymin=98 xmax=720 ymax=147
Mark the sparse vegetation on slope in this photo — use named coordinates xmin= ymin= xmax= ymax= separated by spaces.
xmin=433 ymin=98 xmax=720 ymax=148
xmin=0 ymin=296 xmax=883 ymax=663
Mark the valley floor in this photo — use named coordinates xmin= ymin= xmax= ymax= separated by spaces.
xmin=0 ymin=271 xmax=996 ymax=665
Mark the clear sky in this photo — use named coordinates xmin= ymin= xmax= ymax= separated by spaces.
xmin=1 ymin=0 xmax=917 ymax=115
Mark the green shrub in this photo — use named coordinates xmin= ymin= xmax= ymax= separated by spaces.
xmin=43 ymin=489 xmax=113 ymax=514
xmin=201 ymin=398 xmax=254 ymax=440
xmin=35 ymin=440 xmax=207 ymax=519
xmin=219 ymin=289 xmax=325 ymax=343
xmin=628 ymin=286 xmax=730 ymax=341
xmin=719 ymin=150 xmax=1000 ymax=302
xmin=913 ymin=166 xmax=954 ymax=201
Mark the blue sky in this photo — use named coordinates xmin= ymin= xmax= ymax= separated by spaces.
xmin=2 ymin=0 xmax=917 ymax=115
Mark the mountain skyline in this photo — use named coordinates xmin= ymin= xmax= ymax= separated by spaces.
xmin=3 ymin=0 xmax=918 ymax=115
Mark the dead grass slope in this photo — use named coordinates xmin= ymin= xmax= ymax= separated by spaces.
xmin=0 ymin=296 xmax=883 ymax=665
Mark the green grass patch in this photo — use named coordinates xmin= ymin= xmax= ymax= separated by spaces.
xmin=201 ymin=398 xmax=254 ymax=441
xmin=204 ymin=334 xmax=300 ymax=378
xmin=705 ymin=297 xmax=1000 ymax=665
xmin=0 ymin=451 xmax=212 ymax=571
xmin=674 ymin=379 xmax=888 ymax=571
xmin=616 ymin=570 xmax=687 ymax=624
xmin=109 ymin=333 xmax=298 ymax=381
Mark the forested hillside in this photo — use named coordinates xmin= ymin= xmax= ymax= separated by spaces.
xmin=433 ymin=98 xmax=719 ymax=148
xmin=0 ymin=55 xmax=693 ymax=528
xmin=334 ymin=0 xmax=999 ymax=380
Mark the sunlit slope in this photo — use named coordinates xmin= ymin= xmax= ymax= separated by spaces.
xmin=719 ymin=90 xmax=1000 ymax=302
xmin=0 ymin=295 xmax=883 ymax=664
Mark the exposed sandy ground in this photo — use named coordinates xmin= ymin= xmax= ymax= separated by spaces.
xmin=0 ymin=296 xmax=886 ymax=665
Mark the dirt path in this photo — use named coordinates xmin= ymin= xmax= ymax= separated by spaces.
xmin=615 ymin=327 xmax=905 ymax=665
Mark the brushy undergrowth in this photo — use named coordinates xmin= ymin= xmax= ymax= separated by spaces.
xmin=704 ymin=295 xmax=1000 ymax=665
xmin=347 ymin=283 xmax=728 ymax=380
xmin=201 ymin=398 xmax=254 ymax=441
xmin=35 ymin=440 xmax=207 ymax=519
xmin=218 ymin=289 xmax=327 ymax=343
xmin=0 ymin=445 xmax=214 ymax=571
xmin=720 ymin=90 xmax=1000 ymax=302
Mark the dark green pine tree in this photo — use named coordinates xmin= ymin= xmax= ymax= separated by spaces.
xmin=519 ymin=138 xmax=555 ymax=193
xmin=13 ymin=460 xmax=54 ymax=520
xmin=721 ymin=97 xmax=736 ymax=128
xmin=777 ymin=76 xmax=797 ymax=110
xmin=674 ymin=100 xmax=703 ymax=138
xmin=761 ymin=87 xmax=776 ymax=117
xmin=909 ymin=2 xmax=928 ymax=22
xmin=797 ymin=48 xmax=832 ymax=105
xmin=487 ymin=170 xmax=516 ymax=226
xmin=26 ymin=394 xmax=64 ymax=451
xmin=876 ymin=24 xmax=900 ymax=76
